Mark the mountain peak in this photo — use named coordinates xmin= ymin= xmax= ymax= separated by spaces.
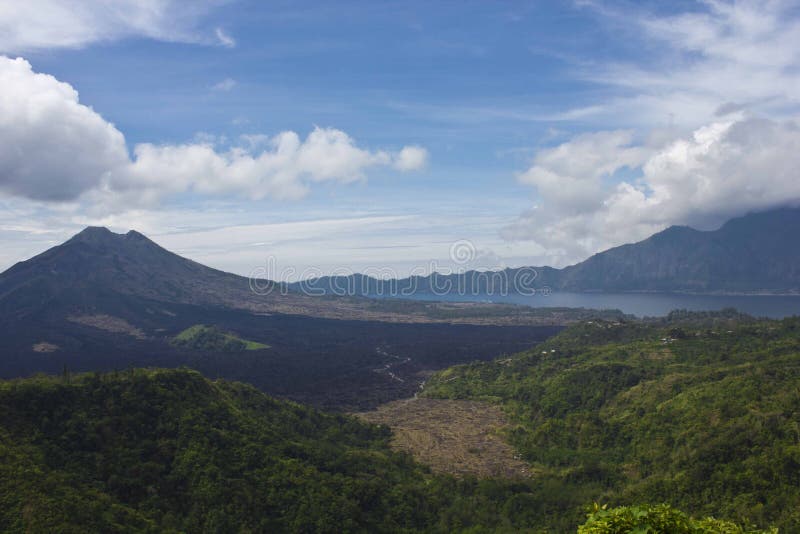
xmin=647 ymin=224 xmax=701 ymax=243
xmin=74 ymin=226 xmax=115 ymax=237
xmin=68 ymin=227 xmax=156 ymax=246
xmin=0 ymin=224 xmax=250 ymax=312
xmin=125 ymin=229 xmax=149 ymax=241
xmin=64 ymin=226 xmax=121 ymax=246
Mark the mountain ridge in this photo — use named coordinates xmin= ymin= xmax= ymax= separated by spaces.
xmin=0 ymin=226 xmax=613 ymax=326
xmin=557 ymin=206 xmax=800 ymax=292
xmin=295 ymin=207 xmax=800 ymax=295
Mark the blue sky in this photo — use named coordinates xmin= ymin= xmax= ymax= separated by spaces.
xmin=31 ymin=2 xmax=613 ymax=173
xmin=1 ymin=1 xmax=799 ymax=279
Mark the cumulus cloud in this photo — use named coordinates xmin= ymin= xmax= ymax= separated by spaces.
xmin=0 ymin=0 xmax=229 ymax=52
xmin=0 ymin=57 xmax=129 ymax=201
xmin=516 ymin=131 xmax=649 ymax=215
xmin=393 ymin=145 xmax=429 ymax=171
xmin=616 ymin=116 xmax=800 ymax=227
xmin=116 ymin=128 xmax=397 ymax=203
xmin=504 ymin=115 xmax=800 ymax=265
xmin=0 ymin=56 xmax=427 ymax=206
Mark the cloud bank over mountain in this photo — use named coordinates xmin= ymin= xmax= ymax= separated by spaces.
xmin=504 ymin=117 xmax=800 ymax=264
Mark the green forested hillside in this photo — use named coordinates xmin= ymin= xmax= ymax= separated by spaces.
xmin=0 ymin=354 xmax=777 ymax=531
xmin=578 ymin=503 xmax=774 ymax=533
xmin=0 ymin=368 xmax=597 ymax=533
xmin=423 ymin=313 xmax=800 ymax=531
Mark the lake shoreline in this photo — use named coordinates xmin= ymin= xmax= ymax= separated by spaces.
xmin=365 ymin=291 xmax=800 ymax=319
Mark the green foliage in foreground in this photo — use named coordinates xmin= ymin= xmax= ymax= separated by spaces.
xmin=171 ymin=324 xmax=269 ymax=351
xmin=0 ymin=314 xmax=785 ymax=532
xmin=0 ymin=368 xmax=600 ymax=533
xmin=578 ymin=503 xmax=776 ymax=534
xmin=424 ymin=313 xmax=799 ymax=532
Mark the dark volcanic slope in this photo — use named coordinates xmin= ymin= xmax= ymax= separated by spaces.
xmin=0 ymin=227 xmax=563 ymax=410
xmin=0 ymin=226 xmax=267 ymax=318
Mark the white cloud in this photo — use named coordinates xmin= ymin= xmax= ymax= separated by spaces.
xmin=211 ymin=77 xmax=237 ymax=91
xmin=516 ymin=130 xmax=650 ymax=215
xmin=614 ymin=116 xmax=800 ymax=227
xmin=393 ymin=145 xmax=429 ymax=171
xmin=214 ymin=27 xmax=236 ymax=48
xmin=386 ymin=3 xmax=800 ymax=132
xmin=0 ymin=56 xmax=428 ymax=207
xmin=0 ymin=56 xmax=129 ymax=200
xmin=116 ymin=128 xmax=397 ymax=203
xmin=0 ymin=0 xmax=228 ymax=53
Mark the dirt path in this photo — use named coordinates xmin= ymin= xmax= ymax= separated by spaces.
xmin=372 ymin=346 xmax=412 ymax=384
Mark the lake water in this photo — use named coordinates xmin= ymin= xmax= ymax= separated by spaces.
xmin=388 ymin=291 xmax=800 ymax=319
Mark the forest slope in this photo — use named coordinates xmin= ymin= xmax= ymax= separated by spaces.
xmin=423 ymin=312 xmax=800 ymax=531
xmin=0 ymin=366 xmax=770 ymax=532
xmin=0 ymin=368 xmax=593 ymax=532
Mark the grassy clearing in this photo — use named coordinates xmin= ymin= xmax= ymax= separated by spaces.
xmin=172 ymin=324 xmax=269 ymax=352
xmin=356 ymin=397 xmax=530 ymax=478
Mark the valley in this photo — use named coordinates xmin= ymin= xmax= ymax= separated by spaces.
xmin=0 ymin=290 xmax=563 ymax=411
xmin=0 ymin=229 xmax=800 ymax=530
xmin=0 ymin=312 xmax=789 ymax=532
xmin=418 ymin=312 xmax=800 ymax=531
xmin=0 ymin=227 xmax=796 ymax=531
xmin=0 ymin=227 xmax=573 ymax=411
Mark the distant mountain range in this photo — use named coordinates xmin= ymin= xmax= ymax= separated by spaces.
xmin=0 ymin=226 xmax=564 ymax=323
xmin=294 ymin=207 xmax=800 ymax=295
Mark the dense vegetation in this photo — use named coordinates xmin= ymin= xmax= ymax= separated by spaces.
xmin=0 ymin=368 xmax=599 ymax=533
xmin=423 ymin=311 xmax=800 ymax=531
xmin=170 ymin=324 xmax=269 ymax=352
xmin=578 ymin=503 xmax=775 ymax=533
